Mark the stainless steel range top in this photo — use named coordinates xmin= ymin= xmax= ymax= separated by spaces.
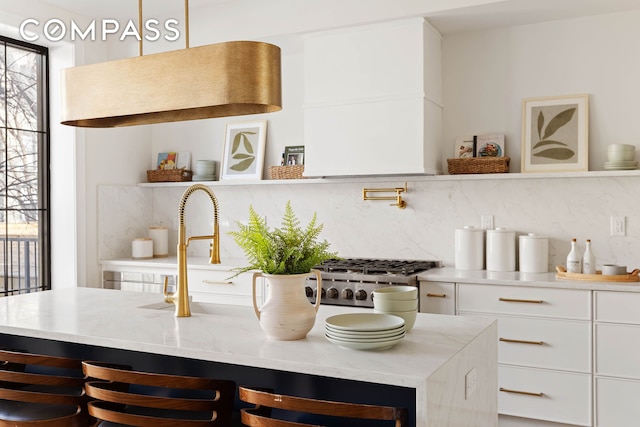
xmin=306 ymin=258 xmax=441 ymax=308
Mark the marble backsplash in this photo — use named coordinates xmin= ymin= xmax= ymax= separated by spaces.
xmin=98 ymin=173 xmax=640 ymax=272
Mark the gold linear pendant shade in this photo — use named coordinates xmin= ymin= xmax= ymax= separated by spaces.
xmin=60 ymin=41 xmax=282 ymax=127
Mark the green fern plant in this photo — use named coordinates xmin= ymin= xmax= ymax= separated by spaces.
xmin=229 ymin=201 xmax=338 ymax=275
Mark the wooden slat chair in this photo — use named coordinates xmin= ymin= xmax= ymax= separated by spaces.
xmin=238 ymin=386 xmax=408 ymax=427
xmin=0 ymin=349 xmax=88 ymax=427
xmin=82 ymin=361 xmax=235 ymax=427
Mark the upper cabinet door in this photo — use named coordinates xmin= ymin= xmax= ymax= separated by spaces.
xmin=303 ymin=18 xmax=443 ymax=177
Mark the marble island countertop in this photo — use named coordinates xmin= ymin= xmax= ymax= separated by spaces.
xmin=0 ymin=288 xmax=493 ymax=388
xmin=419 ymin=266 xmax=640 ymax=292
xmin=0 ymin=288 xmax=498 ymax=426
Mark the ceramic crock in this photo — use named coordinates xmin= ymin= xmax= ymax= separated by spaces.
xmin=252 ymin=270 xmax=322 ymax=340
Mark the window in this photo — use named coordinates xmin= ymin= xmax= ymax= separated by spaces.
xmin=0 ymin=36 xmax=49 ymax=295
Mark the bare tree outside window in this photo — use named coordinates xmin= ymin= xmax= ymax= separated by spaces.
xmin=0 ymin=36 xmax=49 ymax=295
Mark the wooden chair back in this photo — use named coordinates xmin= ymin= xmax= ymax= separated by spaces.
xmin=82 ymin=361 xmax=235 ymax=426
xmin=239 ymin=386 xmax=408 ymax=427
xmin=0 ymin=349 xmax=87 ymax=427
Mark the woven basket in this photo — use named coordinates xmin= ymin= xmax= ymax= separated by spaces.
xmin=146 ymin=169 xmax=193 ymax=183
xmin=269 ymin=165 xmax=305 ymax=180
xmin=447 ymin=157 xmax=510 ymax=175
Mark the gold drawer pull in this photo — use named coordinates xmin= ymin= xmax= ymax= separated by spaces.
xmin=426 ymin=293 xmax=446 ymax=298
xmin=202 ymin=280 xmax=233 ymax=285
xmin=499 ymin=297 xmax=544 ymax=304
xmin=499 ymin=337 xmax=544 ymax=345
xmin=499 ymin=387 xmax=544 ymax=397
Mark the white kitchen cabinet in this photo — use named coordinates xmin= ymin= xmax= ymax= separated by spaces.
xmin=419 ymin=281 xmax=455 ymax=315
xmin=499 ymin=366 xmax=591 ymax=426
xmin=593 ymin=291 xmax=640 ymax=426
xmin=458 ymin=283 xmax=592 ymax=426
xmin=101 ymin=262 xmax=260 ymax=307
xmin=595 ymin=377 xmax=640 ymax=427
xmin=303 ymin=18 xmax=442 ymax=177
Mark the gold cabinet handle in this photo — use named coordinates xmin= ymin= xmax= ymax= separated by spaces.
xmin=426 ymin=293 xmax=446 ymax=298
xmin=499 ymin=387 xmax=544 ymax=397
xmin=202 ymin=280 xmax=233 ymax=285
xmin=499 ymin=297 xmax=544 ymax=304
xmin=499 ymin=337 xmax=544 ymax=345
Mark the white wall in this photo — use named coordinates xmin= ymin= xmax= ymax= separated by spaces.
xmin=442 ymin=10 xmax=640 ymax=171
xmin=95 ymin=9 xmax=640 ymax=285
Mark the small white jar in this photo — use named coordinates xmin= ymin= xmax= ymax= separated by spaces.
xmin=131 ymin=238 xmax=153 ymax=260
xmin=518 ymin=233 xmax=549 ymax=273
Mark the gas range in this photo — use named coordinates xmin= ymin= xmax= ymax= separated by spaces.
xmin=305 ymin=258 xmax=441 ymax=308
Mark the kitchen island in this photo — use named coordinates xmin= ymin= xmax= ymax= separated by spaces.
xmin=0 ymin=288 xmax=497 ymax=426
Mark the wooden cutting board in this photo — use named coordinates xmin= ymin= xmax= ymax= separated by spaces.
xmin=555 ymin=266 xmax=640 ymax=282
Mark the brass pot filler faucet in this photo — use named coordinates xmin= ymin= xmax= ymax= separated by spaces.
xmin=164 ymin=184 xmax=221 ymax=317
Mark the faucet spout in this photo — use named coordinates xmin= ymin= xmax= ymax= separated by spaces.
xmin=164 ymin=184 xmax=221 ymax=317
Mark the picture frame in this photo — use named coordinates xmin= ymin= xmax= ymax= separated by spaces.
xmin=284 ymin=145 xmax=305 ymax=166
xmin=221 ymin=120 xmax=267 ymax=180
xmin=521 ymin=94 xmax=589 ymax=173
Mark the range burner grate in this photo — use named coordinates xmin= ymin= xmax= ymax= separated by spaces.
xmin=315 ymin=258 xmax=439 ymax=276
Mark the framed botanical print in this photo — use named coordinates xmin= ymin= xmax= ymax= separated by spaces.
xmin=521 ymin=94 xmax=589 ymax=173
xmin=221 ymin=120 xmax=267 ymax=180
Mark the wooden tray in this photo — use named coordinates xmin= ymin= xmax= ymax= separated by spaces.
xmin=555 ymin=266 xmax=640 ymax=282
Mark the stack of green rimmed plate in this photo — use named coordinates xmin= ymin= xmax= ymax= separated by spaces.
xmin=325 ymin=313 xmax=405 ymax=350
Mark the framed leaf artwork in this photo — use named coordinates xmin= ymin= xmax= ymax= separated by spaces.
xmin=221 ymin=120 xmax=267 ymax=180
xmin=521 ymin=94 xmax=588 ymax=173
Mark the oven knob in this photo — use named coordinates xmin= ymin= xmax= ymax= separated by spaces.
xmin=305 ymin=286 xmax=314 ymax=298
xmin=314 ymin=288 xmax=326 ymax=298
xmin=355 ymin=289 xmax=367 ymax=301
xmin=342 ymin=288 xmax=354 ymax=300
xmin=327 ymin=287 xmax=339 ymax=299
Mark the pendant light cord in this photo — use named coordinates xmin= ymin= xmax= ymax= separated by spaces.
xmin=185 ymin=0 xmax=190 ymax=49
xmin=138 ymin=0 xmax=143 ymax=56
xmin=138 ymin=0 xmax=189 ymax=56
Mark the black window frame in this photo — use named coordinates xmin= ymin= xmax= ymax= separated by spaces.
xmin=0 ymin=35 xmax=50 ymax=295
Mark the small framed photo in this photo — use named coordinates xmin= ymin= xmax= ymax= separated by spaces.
xmin=221 ymin=120 xmax=267 ymax=180
xmin=454 ymin=136 xmax=475 ymax=158
xmin=476 ymin=134 xmax=505 ymax=157
xmin=521 ymin=94 xmax=589 ymax=173
xmin=284 ymin=145 xmax=305 ymax=165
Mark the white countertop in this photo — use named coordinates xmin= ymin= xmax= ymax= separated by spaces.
xmin=0 ymin=288 xmax=495 ymax=389
xmin=100 ymin=256 xmax=248 ymax=270
xmin=419 ymin=267 xmax=640 ymax=292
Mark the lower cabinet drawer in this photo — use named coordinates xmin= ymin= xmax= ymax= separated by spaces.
xmin=498 ymin=365 xmax=591 ymax=426
xmin=419 ymin=281 xmax=455 ymax=315
xmin=460 ymin=313 xmax=591 ymax=373
xmin=458 ymin=284 xmax=591 ymax=320
xmin=595 ymin=376 xmax=640 ymax=427
xmin=595 ymin=323 xmax=640 ymax=379
xmin=187 ymin=269 xmax=255 ymax=296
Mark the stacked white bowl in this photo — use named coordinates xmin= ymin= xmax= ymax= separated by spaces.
xmin=193 ymin=160 xmax=218 ymax=181
xmin=605 ymin=144 xmax=637 ymax=170
xmin=372 ymin=285 xmax=418 ymax=331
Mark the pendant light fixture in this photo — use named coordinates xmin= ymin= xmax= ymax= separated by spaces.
xmin=60 ymin=0 xmax=282 ymax=127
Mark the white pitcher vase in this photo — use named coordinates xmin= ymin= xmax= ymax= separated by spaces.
xmin=252 ymin=270 xmax=322 ymax=340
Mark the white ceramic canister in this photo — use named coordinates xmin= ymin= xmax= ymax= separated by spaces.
xmin=518 ymin=233 xmax=549 ymax=273
xmin=148 ymin=226 xmax=169 ymax=258
xmin=131 ymin=238 xmax=153 ymax=260
xmin=486 ymin=228 xmax=516 ymax=272
xmin=455 ymin=226 xmax=484 ymax=270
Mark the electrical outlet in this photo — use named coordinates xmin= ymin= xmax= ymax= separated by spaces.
xmin=481 ymin=215 xmax=494 ymax=230
xmin=611 ymin=216 xmax=626 ymax=236
xmin=465 ymin=368 xmax=478 ymax=400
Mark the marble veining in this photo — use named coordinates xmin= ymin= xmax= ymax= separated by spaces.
xmin=98 ymin=174 xmax=640 ymax=272
xmin=0 ymin=288 xmax=497 ymax=427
